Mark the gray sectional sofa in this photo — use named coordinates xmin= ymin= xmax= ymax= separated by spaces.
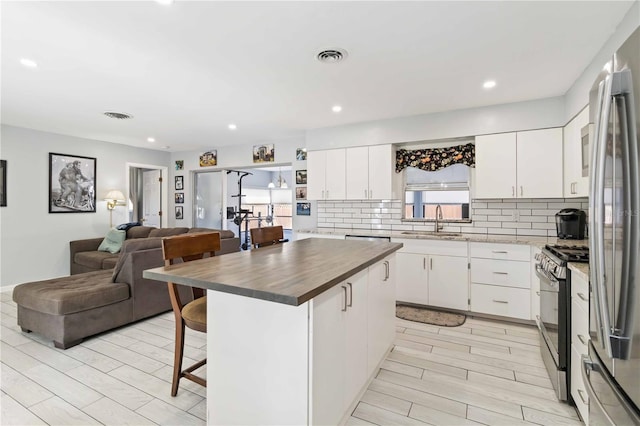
xmin=13 ymin=227 xmax=240 ymax=348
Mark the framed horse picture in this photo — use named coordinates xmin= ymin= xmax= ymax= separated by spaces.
xmin=49 ymin=153 xmax=96 ymax=213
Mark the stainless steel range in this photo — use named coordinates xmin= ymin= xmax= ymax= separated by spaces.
xmin=535 ymin=244 xmax=589 ymax=401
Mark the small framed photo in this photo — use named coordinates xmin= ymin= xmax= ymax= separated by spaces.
xmin=296 ymin=148 xmax=307 ymax=161
xmin=175 ymin=160 xmax=184 ymax=170
xmin=175 ymin=206 xmax=184 ymax=220
xmin=253 ymin=144 xmax=274 ymax=163
xmin=296 ymin=202 xmax=311 ymax=216
xmin=295 ymin=186 xmax=307 ymax=200
xmin=175 ymin=192 xmax=184 ymax=204
xmin=0 ymin=160 xmax=6 ymax=207
xmin=49 ymin=153 xmax=97 ymax=213
xmin=199 ymin=150 xmax=217 ymax=167
xmin=295 ymin=170 xmax=307 ymax=185
xmin=175 ymin=176 xmax=184 ymax=190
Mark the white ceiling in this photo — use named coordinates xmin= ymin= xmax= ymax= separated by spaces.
xmin=1 ymin=1 xmax=634 ymax=152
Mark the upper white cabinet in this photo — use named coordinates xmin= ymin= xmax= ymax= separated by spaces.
xmin=346 ymin=144 xmax=400 ymax=200
xmin=309 ymin=145 xmax=399 ymax=201
xmin=307 ymin=149 xmax=346 ymax=200
xmin=563 ymin=107 xmax=589 ymax=198
xmin=475 ymin=128 xmax=563 ymax=199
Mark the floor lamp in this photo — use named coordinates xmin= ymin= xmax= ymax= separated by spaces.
xmin=105 ymin=190 xmax=125 ymax=228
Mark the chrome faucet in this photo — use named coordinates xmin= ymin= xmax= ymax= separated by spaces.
xmin=435 ymin=204 xmax=443 ymax=233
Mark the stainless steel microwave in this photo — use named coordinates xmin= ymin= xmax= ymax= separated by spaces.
xmin=581 ymin=123 xmax=591 ymax=177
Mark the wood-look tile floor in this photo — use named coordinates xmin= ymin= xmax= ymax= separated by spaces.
xmin=1 ymin=290 xmax=582 ymax=425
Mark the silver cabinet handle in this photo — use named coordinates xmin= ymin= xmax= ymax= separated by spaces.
xmin=577 ymin=292 xmax=588 ymax=302
xmin=493 ymin=271 xmax=508 ymax=275
xmin=578 ymin=335 xmax=588 ymax=346
xmin=364 ymin=189 xmax=367 ymax=199
xmin=346 ymin=282 xmax=353 ymax=307
xmin=321 ymin=190 xmax=325 ymax=199
xmin=430 ymin=258 xmax=433 ymax=270
xmin=423 ymin=257 xmax=426 ymax=270
xmin=341 ymin=286 xmax=348 ymax=312
xmin=369 ymin=189 xmax=372 ymax=199
xmin=577 ymin=389 xmax=588 ymax=405
xmin=492 ymin=250 xmax=508 ymax=254
xmin=492 ymin=300 xmax=508 ymax=304
xmin=520 ymin=186 xmax=523 ymax=196
xmin=326 ymin=190 xmax=329 ymax=199
xmin=383 ymin=261 xmax=389 ymax=281
xmin=512 ymin=186 xmax=515 ymax=197
xmin=536 ymin=291 xmax=541 ymax=296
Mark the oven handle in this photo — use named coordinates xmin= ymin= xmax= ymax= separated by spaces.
xmin=535 ymin=265 xmax=559 ymax=286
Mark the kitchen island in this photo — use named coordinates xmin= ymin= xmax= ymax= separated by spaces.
xmin=143 ymin=238 xmax=402 ymax=425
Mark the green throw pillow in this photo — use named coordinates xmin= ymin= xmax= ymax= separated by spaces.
xmin=98 ymin=229 xmax=126 ymax=254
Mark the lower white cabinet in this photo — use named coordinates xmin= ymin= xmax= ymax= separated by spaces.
xmin=570 ymin=270 xmax=590 ymax=423
xmin=394 ymin=239 xmax=469 ymax=311
xmin=312 ymin=257 xmax=396 ymax=425
xmin=470 ymin=283 xmax=531 ymax=319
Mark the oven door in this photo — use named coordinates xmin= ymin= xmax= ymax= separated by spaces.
xmin=536 ymin=265 xmax=561 ymax=365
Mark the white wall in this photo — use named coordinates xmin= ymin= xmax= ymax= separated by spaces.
xmin=0 ymin=125 xmax=170 ymax=288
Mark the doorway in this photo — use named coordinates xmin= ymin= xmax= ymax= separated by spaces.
xmin=126 ymin=162 xmax=169 ymax=228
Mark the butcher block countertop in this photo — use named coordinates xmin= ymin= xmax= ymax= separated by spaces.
xmin=143 ymin=238 xmax=403 ymax=306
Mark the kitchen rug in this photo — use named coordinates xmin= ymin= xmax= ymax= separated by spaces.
xmin=396 ymin=304 xmax=466 ymax=327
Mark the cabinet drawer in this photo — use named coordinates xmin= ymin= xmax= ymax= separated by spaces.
xmin=470 ymin=284 xmax=531 ymax=320
xmin=571 ymin=272 xmax=589 ymax=314
xmin=571 ymin=344 xmax=589 ymax=423
xmin=571 ymin=299 xmax=589 ymax=353
xmin=470 ymin=258 xmax=530 ymax=289
xmin=393 ymin=238 xmax=468 ymax=257
xmin=470 ymin=242 xmax=530 ymax=261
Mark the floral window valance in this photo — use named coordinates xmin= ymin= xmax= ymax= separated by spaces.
xmin=395 ymin=143 xmax=475 ymax=173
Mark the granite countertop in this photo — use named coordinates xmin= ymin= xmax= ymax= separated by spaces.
xmin=297 ymin=228 xmax=588 ymax=248
xmin=569 ymin=262 xmax=590 ymax=282
xmin=144 ymin=238 xmax=403 ymax=306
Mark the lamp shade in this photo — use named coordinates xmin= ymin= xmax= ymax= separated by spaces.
xmin=104 ymin=190 xmax=125 ymax=201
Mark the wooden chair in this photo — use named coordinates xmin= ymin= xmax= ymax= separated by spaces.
xmin=250 ymin=225 xmax=287 ymax=249
xmin=161 ymin=232 xmax=221 ymax=396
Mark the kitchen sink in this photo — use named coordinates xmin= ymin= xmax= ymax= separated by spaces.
xmin=400 ymin=231 xmax=461 ymax=237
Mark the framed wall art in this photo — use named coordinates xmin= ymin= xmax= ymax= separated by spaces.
xmin=199 ymin=150 xmax=217 ymax=167
xmin=253 ymin=144 xmax=274 ymax=163
xmin=175 ymin=160 xmax=184 ymax=170
xmin=0 ymin=160 xmax=6 ymax=207
xmin=175 ymin=192 xmax=184 ymax=204
xmin=49 ymin=153 xmax=96 ymax=213
xmin=296 ymin=202 xmax=311 ymax=216
xmin=295 ymin=170 xmax=307 ymax=185
xmin=175 ymin=206 xmax=184 ymax=220
xmin=295 ymin=186 xmax=307 ymax=200
xmin=175 ymin=176 xmax=184 ymax=190
xmin=296 ymin=148 xmax=307 ymax=161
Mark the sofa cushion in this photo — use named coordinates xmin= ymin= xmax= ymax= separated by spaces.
xmin=111 ymin=238 xmax=163 ymax=283
xmin=75 ymin=251 xmax=119 ymax=270
xmin=127 ymin=226 xmax=155 ymax=239
xmin=188 ymin=227 xmax=235 ymax=239
xmin=13 ymin=270 xmax=129 ymax=316
xmin=102 ymin=257 xmax=119 ymax=270
xmin=148 ymin=228 xmax=189 ymax=238
xmin=98 ymin=229 xmax=126 ymax=254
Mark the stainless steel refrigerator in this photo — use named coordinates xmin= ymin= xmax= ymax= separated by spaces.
xmin=584 ymin=26 xmax=640 ymax=425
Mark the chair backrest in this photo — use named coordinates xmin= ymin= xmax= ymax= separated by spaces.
xmin=162 ymin=232 xmax=221 ymax=309
xmin=250 ymin=226 xmax=284 ymax=249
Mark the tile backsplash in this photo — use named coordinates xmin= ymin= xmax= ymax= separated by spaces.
xmin=317 ymin=198 xmax=588 ymax=237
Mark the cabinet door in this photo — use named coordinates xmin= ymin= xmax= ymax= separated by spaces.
xmin=516 ymin=128 xmax=563 ymax=198
xmin=395 ymin=253 xmax=428 ymax=305
xmin=368 ymin=255 xmax=396 ymax=373
xmin=307 ymin=151 xmax=326 ymax=200
xmin=563 ymin=107 xmax=590 ymax=198
xmin=368 ymin=144 xmax=395 ymax=200
xmin=325 ymin=149 xmax=346 ymax=200
xmin=428 ymin=255 xmax=469 ymax=311
xmin=475 ymin=133 xmax=517 ymax=199
xmin=346 ymin=146 xmax=369 ymax=200
xmin=311 ymin=283 xmax=346 ymax=425
xmin=344 ymin=270 xmax=368 ymax=407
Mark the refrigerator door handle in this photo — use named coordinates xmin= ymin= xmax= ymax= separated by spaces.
xmin=591 ymin=75 xmax=615 ymax=358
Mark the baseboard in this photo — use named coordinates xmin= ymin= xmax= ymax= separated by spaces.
xmin=0 ymin=283 xmax=19 ymax=294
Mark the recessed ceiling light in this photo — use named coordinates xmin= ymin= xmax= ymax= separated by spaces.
xmin=228 ymin=124 xmax=237 ymax=130
xmin=104 ymin=111 xmax=133 ymax=120
xmin=20 ymin=58 xmax=38 ymax=69
xmin=332 ymin=105 xmax=342 ymax=113
xmin=147 ymin=137 xmax=156 ymax=143
xmin=483 ymin=80 xmax=497 ymax=89
xmin=155 ymin=0 xmax=174 ymax=5
xmin=163 ymin=145 xmax=171 ymax=150
xmin=316 ymin=49 xmax=348 ymax=64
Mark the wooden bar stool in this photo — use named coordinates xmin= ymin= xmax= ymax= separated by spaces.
xmin=250 ymin=225 xmax=288 ymax=249
xmin=161 ymin=232 xmax=221 ymax=396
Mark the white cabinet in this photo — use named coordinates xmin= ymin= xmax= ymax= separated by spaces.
xmin=310 ymin=145 xmax=399 ymax=201
xmin=346 ymin=144 xmax=401 ymax=200
xmin=531 ymin=246 xmax=541 ymax=323
xmin=570 ymin=269 xmax=590 ymax=423
xmin=563 ymin=107 xmax=589 ymax=198
xmin=469 ymin=242 xmax=531 ymax=320
xmin=393 ymin=239 xmax=469 ymax=311
xmin=368 ymin=255 xmax=396 ymax=373
xmin=475 ymin=128 xmax=563 ymax=199
xmin=307 ymin=149 xmax=346 ymax=200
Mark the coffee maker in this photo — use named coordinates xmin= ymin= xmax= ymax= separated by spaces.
xmin=555 ymin=208 xmax=587 ymax=239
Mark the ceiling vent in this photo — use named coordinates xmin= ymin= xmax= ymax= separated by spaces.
xmin=104 ymin=111 xmax=133 ymax=120
xmin=316 ymin=49 xmax=348 ymax=64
